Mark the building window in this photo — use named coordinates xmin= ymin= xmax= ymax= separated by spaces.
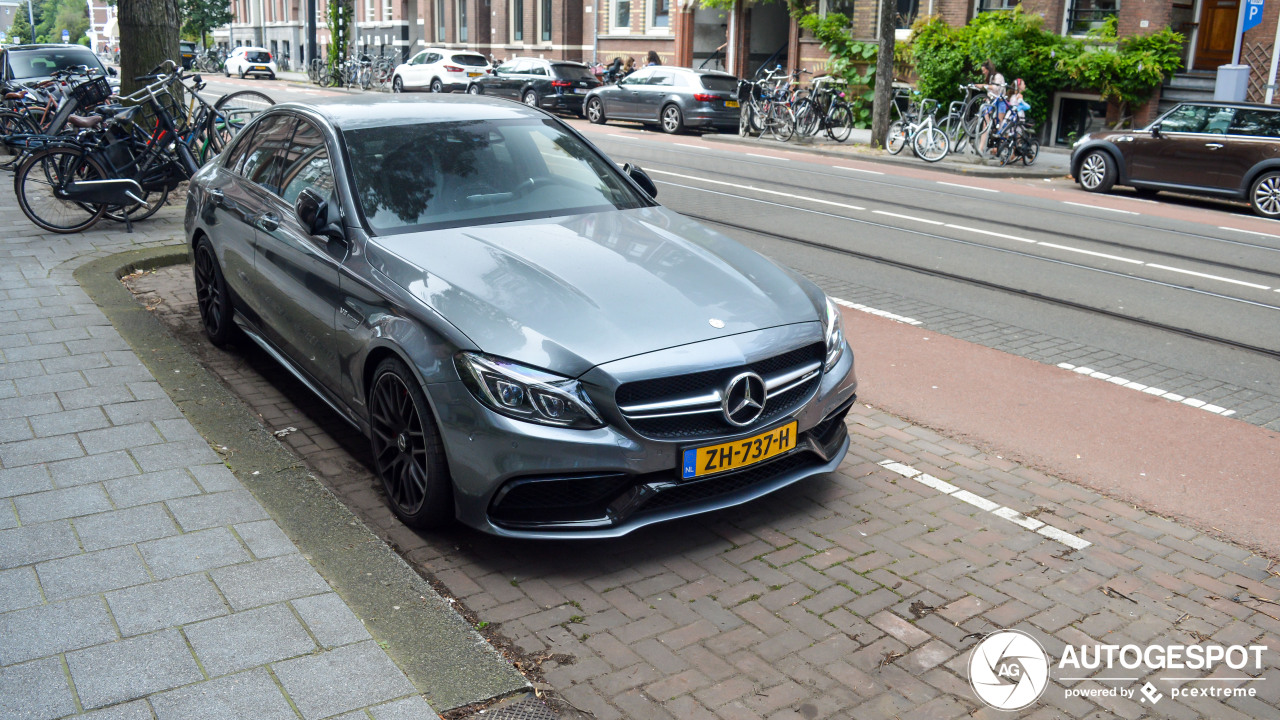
xmin=541 ymin=0 xmax=552 ymax=42
xmin=437 ymin=0 xmax=445 ymax=40
xmin=458 ymin=0 xmax=468 ymax=41
xmin=512 ymin=0 xmax=523 ymax=41
xmin=1067 ymin=0 xmax=1119 ymax=35
xmin=975 ymin=0 xmax=1018 ymax=13
xmin=384 ymin=0 xmax=392 ymax=20
xmin=614 ymin=0 xmax=631 ymax=30
xmin=365 ymin=0 xmax=375 ymax=22
xmin=651 ymin=0 xmax=670 ymax=28
xmin=895 ymin=0 xmax=918 ymax=28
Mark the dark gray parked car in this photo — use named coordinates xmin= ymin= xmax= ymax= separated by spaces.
xmin=584 ymin=66 xmax=740 ymax=134
xmin=0 ymin=43 xmax=118 ymax=90
xmin=466 ymin=57 xmax=601 ymax=115
xmin=184 ymin=95 xmax=857 ymax=538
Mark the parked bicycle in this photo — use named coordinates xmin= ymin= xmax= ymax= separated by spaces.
xmin=885 ymin=88 xmax=949 ymax=163
xmin=793 ymin=75 xmax=853 ymax=143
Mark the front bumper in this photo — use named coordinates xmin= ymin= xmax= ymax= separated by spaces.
xmin=426 ymin=332 xmax=857 ymax=539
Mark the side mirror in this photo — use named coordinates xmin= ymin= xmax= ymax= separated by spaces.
xmin=295 ymin=188 xmax=345 ymax=244
xmin=1151 ymin=123 xmax=1161 ymax=138
xmin=622 ymin=162 xmax=658 ymax=199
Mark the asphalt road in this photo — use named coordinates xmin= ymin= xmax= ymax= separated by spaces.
xmin=200 ymin=75 xmax=1280 ymax=427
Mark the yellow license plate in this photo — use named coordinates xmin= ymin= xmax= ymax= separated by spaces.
xmin=254 ymin=66 xmax=267 ymax=71
xmin=726 ymin=100 xmax=740 ymax=108
xmin=682 ymin=421 xmax=796 ymax=479
xmin=468 ymin=72 xmax=482 ymax=77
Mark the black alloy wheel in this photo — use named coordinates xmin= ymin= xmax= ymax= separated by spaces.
xmin=193 ymin=238 xmax=238 ymax=347
xmin=368 ymin=358 xmax=453 ymax=529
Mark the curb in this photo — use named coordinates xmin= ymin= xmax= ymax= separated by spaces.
xmin=74 ymin=247 xmax=530 ymax=712
xmin=700 ymin=133 xmax=1071 ymax=179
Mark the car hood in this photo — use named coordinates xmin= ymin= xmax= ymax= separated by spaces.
xmin=372 ymin=206 xmax=823 ymax=377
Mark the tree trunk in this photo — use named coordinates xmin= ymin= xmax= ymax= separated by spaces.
xmin=119 ymin=0 xmax=181 ymax=95
xmin=870 ymin=0 xmax=896 ymax=150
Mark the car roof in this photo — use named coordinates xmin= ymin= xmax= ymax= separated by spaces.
xmin=4 ymin=44 xmax=95 ymax=52
xmin=233 ymin=46 xmax=269 ymax=52
xmin=272 ymin=94 xmax=551 ymax=131
xmin=1171 ymin=100 xmax=1279 ymax=111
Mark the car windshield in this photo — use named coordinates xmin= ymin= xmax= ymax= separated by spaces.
xmin=699 ymin=75 xmax=737 ymax=92
xmin=344 ymin=118 xmax=647 ymax=235
xmin=245 ymin=50 xmax=271 ymax=63
xmin=451 ymin=54 xmax=488 ymax=66
xmin=7 ymin=47 xmax=104 ymax=79
xmin=553 ymin=64 xmax=595 ymax=81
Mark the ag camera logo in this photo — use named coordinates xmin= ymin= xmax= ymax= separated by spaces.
xmin=969 ymin=630 xmax=1051 ymax=711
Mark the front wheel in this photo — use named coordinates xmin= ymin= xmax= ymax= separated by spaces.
xmin=430 ymin=78 xmax=443 ymax=93
xmin=886 ymin=121 xmax=907 ymax=155
xmin=827 ymin=103 xmax=853 ymax=143
xmin=14 ymin=146 xmax=108 ymax=234
xmin=660 ymin=104 xmax=683 ymax=134
xmin=392 ymin=76 xmax=404 ymax=93
xmin=1020 ymin=135 xmax=1040 ymax=166
xmin=793 ymin=98 xmax=820 ymax=138
xmin=523 ymin=90 xmax=539 ymax=107
xmin=368 ymin=358 xmax=454 ymax=529
xmin=767 ymin=103 xmax=794 ymax=142
xmin=1250 ymin=172 xmax=1280 ymax=218
xmin=193 ymin=237 xmax=239 ymax=347
xmin=914 ymin=126 xmax=949 ymax=163
xmin=1077 ymin=149 xmax=1116 ymax=192
xmin=586 ymin=97 xmax=605 ymax=124
xmin=467 ymin=83 xmax=481 ymax=95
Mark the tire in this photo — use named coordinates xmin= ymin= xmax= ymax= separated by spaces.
xmin=660 ymin=104 xmax=683 ymax=134
xmin=793 ymin=98 xmax=820 ymax=138
xmin=392 ymin=75 xmax=404 ymax=93
xmin=1077 ymin=149 xmax=1116 ymax=193
xmin=14 ymin=146 xmax=108 ymax=234
xmin=238 ymin=69 xmax=246 ymax=79
xmin=192 ymin=237 xmax=239 ymax=347
xmin=1020 ymin=135 xmax=1040 ymax=166
xmin=523 ymin=90 xmax=539 ymax=107
xmin=586 ymin=97 xmax=605 ymax=124
xmin=827 ymin=103 xmax=853 ymax=143
xmin=368 ymin=357 xmax=454 ymax=529
xmin=105 ymin=186 xmax=168 ymax=224
xmin=1250 ymin=171 xmax=1280 ymax=218
xmin=886 ymin=121 xmax=907 ymax=155
xmin=431 ymin=78 xmax=443 ymax=93
xmin=214 ymin=90 xmax=276 ymax=141
xmin=467 ymin=83 xmax=481 ymax=95
xmin=0 ymin=110 xmax=38 ymax=167
xmin=939 ymin=115 xmax=966 ymax=153
xmin=767 ymin=103 xmax=793 ymax=142
xmin=914 ymin=126 xmax=949 ymax=163
xmin=738 ymin=103 xmax=754 ymax=137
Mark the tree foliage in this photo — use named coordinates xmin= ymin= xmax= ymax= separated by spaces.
xmin=8 ymin=5 xmax=34 ymax=43
xmin=327 ymin=1 xmax=354 ymax=70
xmin=799 ymin=12 xmax=877 ymax=126
xmin=29 ymin=0 xmax=90 ymax=44
xmin=180 ymin=0 xmax=233 ymax=49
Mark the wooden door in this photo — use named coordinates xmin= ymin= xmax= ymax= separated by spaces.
xmin=1196 ymin=0 xmax=1241 ymax=69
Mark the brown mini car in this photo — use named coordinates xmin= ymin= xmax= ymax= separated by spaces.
xmin=1070 ymin=101 xmax=1280 ymax=218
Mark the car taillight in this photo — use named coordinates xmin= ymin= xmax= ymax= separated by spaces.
xmin=551 ymin=80 xmax=572 ymax=88
xmin=694 ymin=93 xmax=719 ymax=103
xmin=444 ymin=64 xmax=463 ymax=72
xmin=266 ymin=53 xmax=272 ymax=61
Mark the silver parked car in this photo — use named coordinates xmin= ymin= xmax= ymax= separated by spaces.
xmin=184 ymin=95 xmax=857 ymax=538
xmin=585 ymin=66 xmax=741 ymax=134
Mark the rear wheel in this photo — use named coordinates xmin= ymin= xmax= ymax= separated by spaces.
xmin=1250 ymin=171 xmax=1280 ymax=218
xmin=793 ymin=98 xmax=820 ymax=138
xmin=467 ymin=83 xmax=481 ymax=95
xmin=431 ymin=78 xmax=443 ymax=93
xmin=586 ymin=97 xmax=605 ymax=124
xmin=1020 ymin=135 xmax=1040 ymax=166
xmin=368 ymin=358 xmax=454 ymax=529
xmin=914 ymin=126 xmax=949 ymax=163
xmin=214 ymin=90 xmax=275 ymax=142
xmin=660 ymin=104 xmax=684 ymax=134
xmin=1077 ymin=149 xmax=1116 ymax=192
xmin=886 ymin=121 xmax=907 ymax=155
xmin=14 ymin=146 xmax=108 ymax=234
xmin=738 ymin=103 xmax=755 ymax=137
xmin=523 ymin=90 xmax=539 ymax=107
xmin=827 ymin=103 xmax=853 ymax=143
xmin=392 ymin=75 xmax=404 ymax=93
xmin=767 ymin=103 xmax=794 ymax=142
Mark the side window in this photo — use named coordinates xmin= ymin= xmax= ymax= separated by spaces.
xmin=620 ymin=69 xmax=651 ymax=86
xmin=1229 ymin=109 xmax=1280 ymax=138
xmin=409 ymin=52 xmax=426 ymax=65
xmin=279 ymin=119 xmax=336 ymax=207
xmin=647 ymin=70 xmax=674 ymax=86
xmin=222 ymin=123 xmax=259 ymax=174
xmin=426 ymin=53 xmax=441 ymax=64
xmin=1160 ymin=105 xmax=1211 ymax=134
xmin=1204 ymin=107 xmax=1236 ymax=134
xmin=497 ymin=61 xmax=517 ymax=73
xmin=238 ymin=114 xmax=298 ymax=196
xmin=527 ymin=63 xmax=547 ymax=76
xmin=511 ymin=59 xmax=531 ymax=74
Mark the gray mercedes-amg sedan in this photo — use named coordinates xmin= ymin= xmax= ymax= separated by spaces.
xmin=184 ymin=95 xmax=858 ymax=538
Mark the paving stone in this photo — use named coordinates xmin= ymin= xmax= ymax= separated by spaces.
xmin=150 ymin=667 xmax=298 ymax=720
xmin=369 ymin=696 xmax=439 ymax=720
xmin=66 ymin=629 xmax=204 ymax=710
xmin=0 ymin=656 xmax=76 ymax=720
xmin=104 ymin=468 xmax=201 ymax=507
xmin=272 ymin=641 xmax=416 ymax=720
xmin=77 ymin=421 xmax=165 ymax=455
xmin=0 ymin=566 xmax=44 ymax=613
xmin=292 ymin=592 xmax=372 ymax=648
xmin=74 ymin=503 xmax=179 ymax=551
xmin=105 ymin=574 xmax=228 ymax=637
xmin=35 ymin=545 xmax=152 ymax=601
xmin=49 ymin=450 xmax=140 ymax=487
xmin=14 ymin=483 xmax=113 ymax=523
xmin=185 ymin=603 xmax=316 ymax=676
xmin=102 ymin=398 xmax=183 ymax=425
xmin=209 ymin=553 xmax=331 ymax=611
xmin=0 ymin=520 xmax=80 ymax=569
xmin=0 ymin=595 xmax=117 ymax=665
xmin=166 ymin=488 xmax=269 ymax=531
xmin=0 ymin=434 xmax=84 ymax=467
xmin=0 ymin=417 xmax=33 ymax=443
xmin=29 ymin=407 xmax=110 ymax=437
xmin=139 ymin=526 xmax=252 ymax=579
xmin=189 ymin=463 xmax=241 ymax=492
xmin=234 ymin=519 xmax=298 ymax=559
xmin=0 ymin=465 xmax=53 ymax=498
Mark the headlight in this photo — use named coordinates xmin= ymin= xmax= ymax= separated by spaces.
xmin=822 ymin=297 xmax=845 ymax=373
xmin=455 ymin=352 xmax=604 ymax=429
xmin=1073 ymin=133 xmax=1091 ymax=148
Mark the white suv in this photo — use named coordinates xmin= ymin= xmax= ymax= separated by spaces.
xmin=224 ymin=46 xmax=277 ymax=80
xmin=392 ymin=48 xmax=490 ymax=93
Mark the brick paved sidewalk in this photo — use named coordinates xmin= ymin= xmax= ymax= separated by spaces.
xmin=0 ymin=202 xmax=450 ymax=717
xmin=130 ymin=259 xmax=1280 ymax=720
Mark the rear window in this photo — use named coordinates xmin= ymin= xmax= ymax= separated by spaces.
xmin=245 ymin=51 xmax=271 ymax=63
xmin=699 ymin=75 xmax=737 ymax=92
xmin=1229 ymin=109 xmax=1280 ymax=138
xmin=451 ymin=54 xmax=488 ymax=67
xmin=553 ymin=64 xmax=595 ymax=82
xmin=7 ymin=47 xmax=104 ymax=79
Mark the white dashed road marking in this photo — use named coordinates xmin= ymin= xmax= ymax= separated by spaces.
xmin=937 ymin=181 xmax=999 ymax=193
xmin=872 ymin=210 xmax=945 ymax=225
xmin=878 ymin=460 xmax=1092 ymax=550
xmin=1056 ymin=363 xmax=1236 ymax=416
xmin=837 ymin=166 xmax=884 ymax=175
xmin=831 ymin=298 xmax=923 ymax=326
xmin=1063 ymin=201 xmax=1138 ymax=215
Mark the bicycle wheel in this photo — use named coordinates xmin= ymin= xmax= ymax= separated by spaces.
xmin=938 ymin=115 xmax=966 ymax=153
xmin=793 ymin=98 xmax=820 ymax=138
xmin=738 ymin=103 xmax=755 ymax=137
xmin=768 ymin=103 xmax=794 ymax=142
xmin=105 ymin=186 xmax=168 ymax=223
xmin=914 ymin=126 xmax=949 ymax=163
xmin=0 ymin=110 xmax=38 ymax=166
xmin=1021 ymin=135 xmax=1040 ymax=166
xmin=827 ymin=103 xmax=853 ymax=143
xmin=14 ymin=145 xmax=109 ymax=233
xmin=886 ymin=121 xmax=907 ymax=155
xmin=214 ymin=90 xmax=275 ymax=142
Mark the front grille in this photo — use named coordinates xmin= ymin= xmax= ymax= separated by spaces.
xmin=639 ymin=452 xmax=818 ymax=513
xmin=616 ymin=343 xmax=825 ymax=440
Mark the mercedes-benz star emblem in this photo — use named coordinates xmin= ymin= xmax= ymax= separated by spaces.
xmin=722 ymin=372 xmax=767 ymax=426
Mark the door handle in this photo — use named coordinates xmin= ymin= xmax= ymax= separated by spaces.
xmin=1205 ymin=143 xmax=1224 ymax=149
xmin=255 ymin=212 xmax=280 ymax=232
